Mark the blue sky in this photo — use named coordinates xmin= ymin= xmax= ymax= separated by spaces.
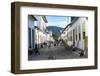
xmin=46 ymin=16 xmax=67 ymax=22
xmin=46 ymin=16 xmax=69 ymax=28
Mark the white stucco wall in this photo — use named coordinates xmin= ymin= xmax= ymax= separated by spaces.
xmin=72 ymin=18 xmax=88 ymax=50
xmin=61 ymin=17 xmax=88 ymax=50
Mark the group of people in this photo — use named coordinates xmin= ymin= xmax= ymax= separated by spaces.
xmin=32 ymin=40 xmax=64 ymax=55
xmin=50 ymin=40 xmax=64 ymax=47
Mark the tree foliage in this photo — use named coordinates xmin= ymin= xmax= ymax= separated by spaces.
xmin=52 ymin=34 xmax=59 ymax=40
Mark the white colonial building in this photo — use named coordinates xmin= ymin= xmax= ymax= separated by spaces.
xmin=46 ymin=31 xmax=54 ymax=42
xmin=60 ymin=17 xmax=88 ymax=51
xmin=28 ymin=15 xmax=55 ymax=49
xmin=34 ymin=16 xmax=48 ymax=48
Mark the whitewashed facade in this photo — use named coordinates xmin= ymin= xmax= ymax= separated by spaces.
xmin=34 ymin=16 xmax=48 ymax=48
xmin=46 ymin=31 xmax=54 ymax=42
xmin=28 ymin=15 xmax=55 ymax=49
xmin=60 ymin=17 xmax=88 ymax=51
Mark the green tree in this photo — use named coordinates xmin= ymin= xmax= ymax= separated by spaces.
xmin=52 ymin=34 xmax=59 ymax=41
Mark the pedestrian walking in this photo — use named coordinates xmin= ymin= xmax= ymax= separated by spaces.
xmin=34 ymin=44 xmax=40 ymax=55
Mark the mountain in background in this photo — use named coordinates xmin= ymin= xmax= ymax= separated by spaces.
xmin=46 ymin=26 xmax=64 ymax=40
xmin=46 ymin=26 xmax=64 ymax=35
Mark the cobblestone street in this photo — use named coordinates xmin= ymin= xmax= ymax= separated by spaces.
xmin=28 ymin=45 xmax=87 ymax=61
